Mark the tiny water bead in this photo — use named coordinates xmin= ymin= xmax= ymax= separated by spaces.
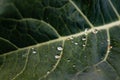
xmin=33 ymin=51 xmax=37 ymax=54
xmin=67 ymin=59 xmax=71 ymax=62
xmin=57 ymin=46 xmax=63 ymax=51
xmin=72 ymin=64 xmax=76 ymax=68
xmin=74 ymin=42 xmax=78 ymax=45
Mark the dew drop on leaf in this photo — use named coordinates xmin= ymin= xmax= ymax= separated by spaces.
xmin=55 ymin=55 xmax=60 ymax=59
xmin=82 ymin=37 xmax=86 ymax=41
xmin=82 ymin=44 xmax=86 ymax=47
xmin=57 ymin=46 xmax=63 ymax=51
xmin=33 ymin=51 xmax=37 ymax=54
xmin=74 ymin=42 xmax=78 ymax=45
xmin=67 ymin=59 xmax=71 ymax=62
xmin=72 ymin=64 xmax=76 ymax=68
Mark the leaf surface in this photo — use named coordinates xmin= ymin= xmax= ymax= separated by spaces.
xmin=0 ymin=0 xmax=120 ymax=80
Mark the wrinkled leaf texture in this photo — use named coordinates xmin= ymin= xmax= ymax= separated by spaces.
xmin=0 ymin=0 xmax=120 ymax=80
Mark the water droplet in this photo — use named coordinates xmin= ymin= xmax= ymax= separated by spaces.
xmin=55 ymin=55 xmax=60 ymax=59
xmin=57 ymin=46 xmax=63 ymax=51
xmin=82 ymin=44 xmax=86 ymax=47
xmin=33 ymin=51 xmax=37 ymax=54
xmin=72 ymin=64 xmax=76 ymax=68
xmin=74 ymin=42 xmax=78 ymax=45
xmin=82 ymin=37 xmax=86 ymax=41
xmin=67 ymin=59 xmax=71 ymax=62
xmin=92 ymin=29 xmax=98 ymax=34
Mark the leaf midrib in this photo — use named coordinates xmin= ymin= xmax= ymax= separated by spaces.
xmin=1 ymin=19 xmax=120 ymax=56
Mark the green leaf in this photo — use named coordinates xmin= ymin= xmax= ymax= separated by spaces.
xmin=0 ymin=0 xmax=120 ymax=80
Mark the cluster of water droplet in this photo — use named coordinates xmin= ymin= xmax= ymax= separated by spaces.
xmin=54 ymin=46 xmax=63 ymax=59
xmin=31 ymin=48 xmax=37 ymax=54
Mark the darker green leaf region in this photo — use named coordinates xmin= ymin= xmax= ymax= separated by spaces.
xmin=0 ymin=19 xmax=59 ymax=54
xmin=0 ymin=39 xmax=17 ymax=54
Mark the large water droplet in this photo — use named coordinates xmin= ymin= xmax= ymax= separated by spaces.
xmin=57 ymin=46 xmax=63 ymax=51
xmin=33 ymin=51 xmax=37 ymax=54
xmin=82 ymin=37 xmax=86 ymax=41
xmin=55 ymin=55 xmax=60 ymax=59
